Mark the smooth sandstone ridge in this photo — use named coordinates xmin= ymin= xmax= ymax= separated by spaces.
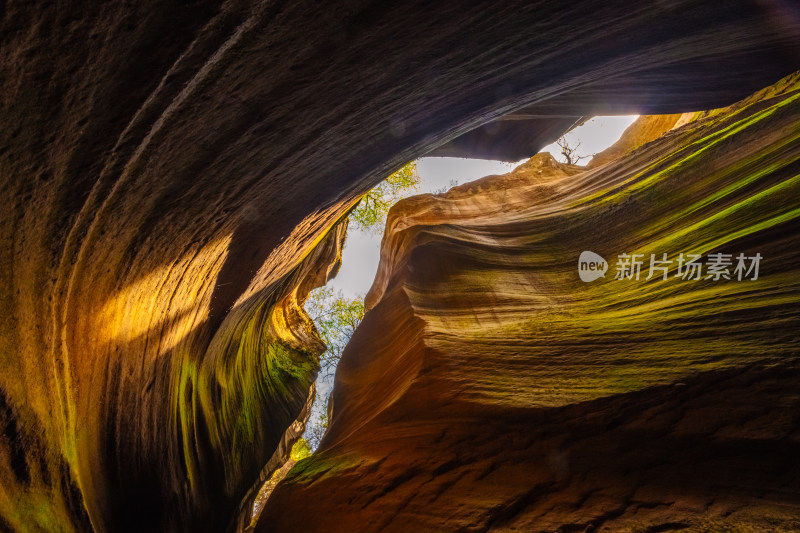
xmin=261 ymin=75 xmax=800 ymax=532
xmin=1 ymin=1 xmax=799 ymax=531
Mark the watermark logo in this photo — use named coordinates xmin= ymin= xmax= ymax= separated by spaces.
xmin=578 ymin=251 xmax=608 ymax=282
xmin=577 ymin=251 xmax=762 ymax=282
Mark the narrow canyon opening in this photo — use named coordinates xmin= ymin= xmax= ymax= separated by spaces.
xmin=246 ymin=114 xmax=643 ymax=525
xmin=257 ymin=77 xmax=800 ymax=532
xmin=2 ymin=3 xmax=798 ymax=532
xmin=302 ymin=114 xmax=643 ymax=453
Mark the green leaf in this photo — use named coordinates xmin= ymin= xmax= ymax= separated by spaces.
xmin=350 ymin=161 xmax=420 ymax=233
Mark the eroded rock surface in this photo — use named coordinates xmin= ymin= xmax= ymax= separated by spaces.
xmin=1 ymin=1 xmax=799 ymax=531
xmin=261 ymin=75 xmax=800 ymax=532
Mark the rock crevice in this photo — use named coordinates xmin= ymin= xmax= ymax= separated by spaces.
xmin=261 ymin=74 xmax=800 ymax=532
xmin=1 ymin=1 xmax=798 ymax=530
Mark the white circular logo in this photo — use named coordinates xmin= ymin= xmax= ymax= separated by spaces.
xmin=578 ymin=251 xmax=607 ymax=282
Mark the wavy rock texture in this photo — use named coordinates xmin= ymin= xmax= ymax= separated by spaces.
xmin=1 ymin=1 xmax=799 ymax=531
xmin=261 ymin=75 xmax=800 ymax=532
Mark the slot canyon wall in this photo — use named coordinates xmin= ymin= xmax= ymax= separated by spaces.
xmin=1 ymin=0 xmax=799 ymax=531
xmin=262 ymin=74 xmax=800 ymax=532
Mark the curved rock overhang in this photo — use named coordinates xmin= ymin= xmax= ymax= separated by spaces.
xmin=0 ymin=1 xmax=798 ymax=531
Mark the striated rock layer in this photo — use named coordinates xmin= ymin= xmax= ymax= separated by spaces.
xmin=1 ymin=0 xmax=799 ymax=531
xmin=261 ymin=75 xmax=800 ymax=531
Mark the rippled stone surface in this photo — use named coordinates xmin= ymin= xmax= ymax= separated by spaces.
xmin=261 ymin=75 xmax=800 ymax=532
xmin=0 ymin=1 xmax=798 ymax=530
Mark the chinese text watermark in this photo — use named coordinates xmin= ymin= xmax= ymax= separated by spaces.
xmin=579 ymin=251 xmax=761 ymax=283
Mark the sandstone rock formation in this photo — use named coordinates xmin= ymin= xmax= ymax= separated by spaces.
xmin=1 ymin=1 xmax=799 ymax=531
xmin=426 ymin=114 xmax=586 ymax=162
xmin=261 ymin=74 xmax=800 ymax=532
